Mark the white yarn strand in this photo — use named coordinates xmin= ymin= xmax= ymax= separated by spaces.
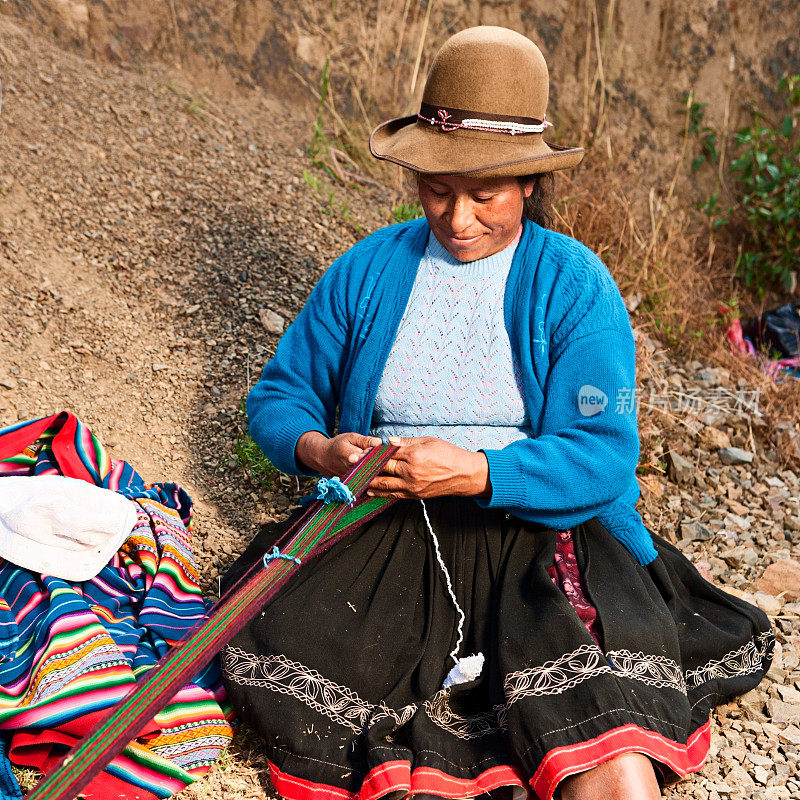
xmin=419 ymin=498 xmax=465 ymax=666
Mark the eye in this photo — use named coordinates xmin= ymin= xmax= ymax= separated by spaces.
xmin=473 ymin=194 xmax=495 ymax=203
xmin=427 ymin=186 xmax=450 ymax=197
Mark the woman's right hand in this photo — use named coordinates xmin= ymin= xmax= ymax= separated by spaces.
xmin=295 ymin=431 xmax=383 ymax=478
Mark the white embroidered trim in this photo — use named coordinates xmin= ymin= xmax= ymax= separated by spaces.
xmin=685 ymin=631 xmax=774 ymax=690
xmin=424 ymin=688 xmax=507 ymax=741
xmin=224 ymin=632 xmax=772 ymax=736
xmin=222 ymin=647 xmax=415 ymax=733
xmin=504 ymin=646 xmax=687 ymax=705
xmin=223 ymin=647 xmax=504 ymax=740
xmin=504 ymin=644 xmax=612 ymax=706
xmin=606 ymin=649 xmax=687 ymax=693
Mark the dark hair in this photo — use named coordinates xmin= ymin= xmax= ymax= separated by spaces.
xmin=519 ymin=173 xmax=554 ymax=229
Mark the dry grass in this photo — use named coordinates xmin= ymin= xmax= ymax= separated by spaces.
xmin=552 ymin=160 xmax=714 ymax=351
xmin=177 ymin=725 xmax=275 ymax=800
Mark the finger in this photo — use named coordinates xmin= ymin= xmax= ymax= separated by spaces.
xmin=366 ymin=477 xmax=406 ymax=494
xmin=383 ymin=457 xmax=400 ymax=475
xmin=347 ymin=452 xmax=374 ymax=467
xmin=387 ymin=436 xmax=416 ymax=446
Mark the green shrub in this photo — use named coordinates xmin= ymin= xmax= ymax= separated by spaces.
xmin=690 ymin=76 xmax=799 ymax=297
xmin=728 ymin=75 xmax=799 ymax=294
xmin=232 ymin=400 xmax=280 ymax=487
xmin=389 ymin=201 xmax=424 ymax=224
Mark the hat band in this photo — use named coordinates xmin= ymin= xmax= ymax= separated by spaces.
xmin=417 ymin=103 xmax=551 ymax=136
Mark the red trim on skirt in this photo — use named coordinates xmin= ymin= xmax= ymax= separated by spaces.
xmin=267 ymin=719 xmax=711 ymax=800
xmin=268 ymin=758 xmax=527 ymax=799
xmin=530 ymin=719 xmax=712 ymax=800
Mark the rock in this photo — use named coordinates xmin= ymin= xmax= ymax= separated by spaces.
xmin=694 ymin=559 xmax=714 ymax=581
xmin=726 ymin=513 xmax=752 ymax=531
xmin=766 ymin=698 xmax=800 ymax=725
xmin=51 ymin=0 xmax=89 ymax=40
xmin=667 ymin=451 xmax=694 ymax=483
xmin=739 ymin=689 xmax=768 ymax=722
xmin=698 ymin=369 xmax=720 ymax=385
xmin=681 ymin=521 xmax=715 ymax=541
xmin=784 ymin=642 xmax=800 ymax=669
xmin=258 ymin=308 xmax=285 ymax=333
xmin=726 ymin=764 xmax=756 ymax=789
xmin=701 ymin=426 xmax=732 ymax=450
xmin=784 ymin=514 xmax=800 ymax=532
xmin=757 ymin=560 xmax=800 ymax=600
xmin=753 ymin=765 xmax=771 ymax=785
xmin=624 ymin=292 xmax=642 ymax=312
xmin=753 ymin=591 xmax=783 ymax=616
xmin=701 ymin=410 xmax=727 ymax=427
xmin=778 ymin=725 xmax=800 ymax=746
xmin=727 ymin=498 xmax=750 ymax=516
xmin=777 ymin=685 xmax=800 ymax=703
xmin=718 ymin=447 xmax=755 ymax=465
xmin=667 ymin=372 xmax=684 ymax=389
xmin=0 ymin=378 xmax=17 ymax=390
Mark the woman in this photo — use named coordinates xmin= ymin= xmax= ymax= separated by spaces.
xmin=223 ymin=27 xmax=772 ymax=800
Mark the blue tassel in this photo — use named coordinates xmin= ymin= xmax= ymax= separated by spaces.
xmin=262 ymin=545 xmax=301 ymax=568
xmin=316 ymin=476 xmax=356 ymax=505
xmin=299 ymin=476 xmax=356 ymax=507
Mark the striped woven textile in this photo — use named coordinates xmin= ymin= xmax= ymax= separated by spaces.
xmin=0 ymin=412 xmax=233 ymax=799
xmin=26 ymin=440 xmax=397 ymax=800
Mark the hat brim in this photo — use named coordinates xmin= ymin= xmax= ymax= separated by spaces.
xmin=370 ymin=115 xmax=584 ymax=177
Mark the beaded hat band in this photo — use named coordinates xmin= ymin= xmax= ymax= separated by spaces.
xmin=417 ymin=103 xmax=553 ymax=136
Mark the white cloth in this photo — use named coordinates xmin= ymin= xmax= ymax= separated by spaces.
xmin=0 ymin=475 xmax=138 ymax=581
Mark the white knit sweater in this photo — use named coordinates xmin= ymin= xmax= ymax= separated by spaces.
xmin=370 ymin=231 xmax=533 ymax=450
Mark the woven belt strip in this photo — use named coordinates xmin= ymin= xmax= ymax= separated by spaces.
xmin=27 ymin=443 xmax=398 ymax=800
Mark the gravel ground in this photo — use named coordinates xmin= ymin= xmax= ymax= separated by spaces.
xmin=0 ymin=18 xmax=798 ymax=800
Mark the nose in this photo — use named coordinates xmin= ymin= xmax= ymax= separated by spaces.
xmin=448 ymin=194 xmax=475 ymax=233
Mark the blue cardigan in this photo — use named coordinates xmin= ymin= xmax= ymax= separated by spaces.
xmin=247 ymin=218 xmax=658 ymax=564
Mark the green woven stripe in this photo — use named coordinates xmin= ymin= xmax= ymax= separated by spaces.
xmin=331 ymin=496 xmax=393 ymax=535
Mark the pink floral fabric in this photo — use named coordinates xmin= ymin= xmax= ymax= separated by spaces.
xmin=546 ymin=529 xmax=602 ymax=646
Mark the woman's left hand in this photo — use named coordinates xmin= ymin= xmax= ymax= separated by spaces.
xmin=367 ymin=436 xmax=492 ymax=499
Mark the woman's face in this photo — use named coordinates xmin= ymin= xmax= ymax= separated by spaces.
xmin=417 ymin=174 xmax=534 ymax=262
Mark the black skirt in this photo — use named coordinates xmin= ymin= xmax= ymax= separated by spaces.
xmin=221 ymin=498 xmax=773 ymax=800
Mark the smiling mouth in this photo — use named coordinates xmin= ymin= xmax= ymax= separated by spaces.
xmin=449 ymin=234 xmax=483 ymax=243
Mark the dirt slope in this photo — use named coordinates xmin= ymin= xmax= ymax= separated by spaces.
xmin=0 ymin=13 xmax=381 ymax=535
xmin=7 ymin=0 xmax=800 ymax=206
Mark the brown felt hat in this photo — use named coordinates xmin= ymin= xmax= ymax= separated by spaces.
xmin=370 ymin=26 xmax=584 ymax=177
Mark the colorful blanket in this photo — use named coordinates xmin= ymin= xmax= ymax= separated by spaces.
xmin=0 ymin=412 xmax=233 ymax=799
